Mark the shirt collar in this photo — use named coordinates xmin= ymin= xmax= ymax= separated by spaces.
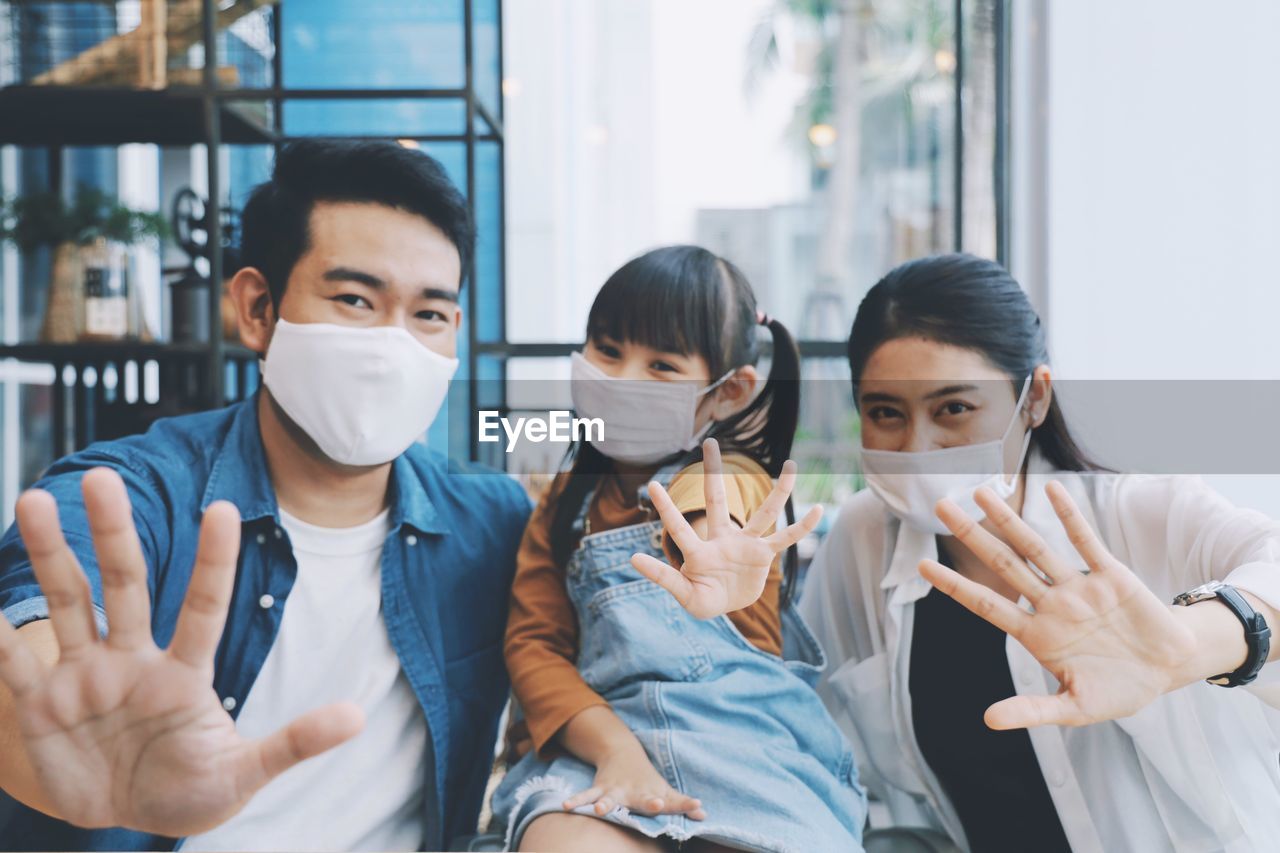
xmin=201 ymin=397 xmax=279 ymax=523
xmin=388 ymin=453 xmax=449 ymax=536
xmin=200 ymin=395 xmax=449 ymax=536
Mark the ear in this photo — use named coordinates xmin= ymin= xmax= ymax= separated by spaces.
xmin=1027 ymin=364 xmax=1054 ymax=427
xmin=709 ymin=365 xmax=760 ymax=420
xmin=228 ymin=267 xmax=276 ymax=355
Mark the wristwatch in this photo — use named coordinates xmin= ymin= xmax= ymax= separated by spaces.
xmin=1172 ymin=580 xmax=1272 ymax=687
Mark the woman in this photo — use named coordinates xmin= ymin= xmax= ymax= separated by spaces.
xmin=643 ymin=254 xmax=1280 ymax=852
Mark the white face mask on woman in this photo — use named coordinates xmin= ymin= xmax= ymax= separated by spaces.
xmin=569 ymin=350 xmax=732 ymax=466
xmin=859 ymin=376 xmax=1033 ymax=536
xmin=262 ymin=319 xmax=459 ymax=466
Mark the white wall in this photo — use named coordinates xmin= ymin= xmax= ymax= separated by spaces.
xmin=1013 ymin=0 xmax=1280 ymax=516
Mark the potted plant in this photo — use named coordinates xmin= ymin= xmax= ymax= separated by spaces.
xmin=0 ymin=185 xmax=168 ymax=342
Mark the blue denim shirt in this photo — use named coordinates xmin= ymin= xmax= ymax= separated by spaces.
xmin=0 ymin=397 xmax=531 ymax=852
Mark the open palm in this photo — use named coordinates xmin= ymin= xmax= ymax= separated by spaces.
xmin=919 ymin=482 xmax=1197 ymax=730
xmin=630 ymin=439 xmax=822 ymax=619
xmin=0 ymin=468 xmax=363 ymax=835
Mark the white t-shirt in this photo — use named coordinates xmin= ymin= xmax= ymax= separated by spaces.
xmin=182 ymin=508 xmax=428 ymax=852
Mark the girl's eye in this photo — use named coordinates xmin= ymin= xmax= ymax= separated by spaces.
xmin=594 ymin=342 xmax=621 ymax=358
xmin=650 ymin=361 xmax=679 ymax=373
xmin=867 ymin=406 xmax=904 ymax=423
xmin=936 ymin=400 xmax=974 ymax=418
xmin=335 ymin=294 xmax=372 ymax=310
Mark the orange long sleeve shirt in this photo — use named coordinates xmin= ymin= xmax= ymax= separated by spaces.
xmin=504 ymin=454 xmax=782 ymax=756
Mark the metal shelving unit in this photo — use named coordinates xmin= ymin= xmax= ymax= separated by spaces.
xmin=0 ymin=0 xmax=272 ymax=453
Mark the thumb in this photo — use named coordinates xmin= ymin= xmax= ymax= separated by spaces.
xmin=985 ymin=692 xmax=1082 ymax=730
xmin=234 ymin=701 xmax=365 ymax=797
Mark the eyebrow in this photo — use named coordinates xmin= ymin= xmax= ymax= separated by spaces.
xmin=860 ymin=384 xmax=981 ymax=405
xmin=322 ymin=267 xmax=460 ymax=303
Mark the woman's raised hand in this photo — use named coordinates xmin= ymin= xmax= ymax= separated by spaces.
xmin=630 ymin=438 xmax=822 ymax=619
xmin=919 ymin=482 xmax=1198 ymax=730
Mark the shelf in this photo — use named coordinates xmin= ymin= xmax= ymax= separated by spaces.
xmin=0 ymin=341 xmax=259 ymax=362
xmin=0 ymin=85 xmax=276 ymax=146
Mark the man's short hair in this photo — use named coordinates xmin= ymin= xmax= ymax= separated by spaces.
xmin=238 ymin=139 xmax=475 ymax=305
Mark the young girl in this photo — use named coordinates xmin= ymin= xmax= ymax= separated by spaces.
xmin=491 ymin=246 xmax=867 ymax=852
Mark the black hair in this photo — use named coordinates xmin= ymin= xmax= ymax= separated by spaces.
xmin=550 ymin=245 xmax=804 ymax=600
xmin=847 ymin=253 xmax=1100 ymax=472
xmin=238 ymin=139 xmax=475 ymax=306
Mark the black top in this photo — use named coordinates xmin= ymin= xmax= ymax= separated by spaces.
xmin=910 ymin=579 xmax=1073 ymax=853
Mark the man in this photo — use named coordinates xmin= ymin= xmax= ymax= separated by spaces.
xmin=0 ymin=140 xmax=531 ymax=851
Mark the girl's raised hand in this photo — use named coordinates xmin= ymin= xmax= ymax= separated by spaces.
xmin=631 ymin=438 xmax=822 ymax=619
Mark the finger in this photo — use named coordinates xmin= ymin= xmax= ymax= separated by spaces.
xmin=562 ymin=786 xmax=603 ymax=811
xmin=0 ymin=615 xmax=48 ymax=698
xmin=235 ymin=701 xmax=364 ymax=797
xmin=742 ymin=459 xmax=797 ymax=537
xmin=630 ymin=554 xmax=694 ymax=607
xmin=15 ymin=489 xmax=98 ymax=658
xmin=973 ymin=487 xmax=1077 ymax=585
xmin=985 ymin=692 xmax=1085 ymax=730
xmin=918 ymin=558 xmax=1030 ymax=636
xmin=763 ymin=503 xmax=823 ymax=552
xmin=701 ymin=438 xmax=731 ymax=537
xmin=1044 ymin=481 xmax=1113 ymax=574
xmin=593 ymin=795 xmax=616 ymax=816
xmin=935 ymin=498 xmax=1049 ymax=604
xmin=168 ymin=501 xmax=242 ymax=669
xmin=82 ymin=469 xmax=152 ymax=650
xmin=663 ymin=789 xmax=703 ymax=818
xmin=646 ymin=481 xmax=700 ymax=555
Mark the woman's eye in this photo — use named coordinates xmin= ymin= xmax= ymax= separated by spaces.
xmin=335 ymin=294 xmax=372 ymax=310
xmin=867 ymin=406 xmax=904 ymax=423
xmin=937 ymin=400 xmax=974 ymax=418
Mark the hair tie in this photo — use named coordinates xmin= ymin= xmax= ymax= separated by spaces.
xmin=756 ymin=310 xmax=771 ymax=326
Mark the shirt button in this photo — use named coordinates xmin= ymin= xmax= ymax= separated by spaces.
xmin=1018 ymin=670 xmax=1034 ymax=687
xmin=406 ymin=534 xmax=418 ymax=546
xmin=274 ymin=528 xmax=283 ymax=539
xmin=259 ymin=594 xmax=275 ymax=609
xmin=222 ymin=696 xmax=237 ymax=711
xmin=256 ymin=533 xmax=266 ymax=545
xmin=1048 ymin=768 xmax=1067 ymax=787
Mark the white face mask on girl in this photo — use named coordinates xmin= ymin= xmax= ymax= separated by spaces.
xmin=859 ymin=376 xmax=1034 ymax=536
xmin=569 ymin=350 xmax=732 ymax=466
xmin=262 ymin=319 xmax=459 ymax=466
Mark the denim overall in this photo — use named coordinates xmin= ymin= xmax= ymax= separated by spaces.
xmin=492 ymin=462 xmax=867 ymax=852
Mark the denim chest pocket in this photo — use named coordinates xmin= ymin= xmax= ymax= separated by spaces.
xmin=444 ymin=643 xmax=507 ymax=711
xmin=576 ymin=577 xmax=713 ymax=695
xmin=827 ymin=652 xmax=929 ymax=796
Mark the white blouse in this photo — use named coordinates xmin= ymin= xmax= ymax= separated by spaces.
xmin=799 ymin=450 xmax=1280 ymax=853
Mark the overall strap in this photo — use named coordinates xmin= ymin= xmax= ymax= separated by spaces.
xmin=636 ymin=455 xmax=696 ymax=510
xmin=570 ymin=452 xmax=700 ymax=536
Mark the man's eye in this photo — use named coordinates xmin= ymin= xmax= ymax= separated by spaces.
xmin=416 ymin=310 xmax=447 ymax=322
xmin=335 ymin=294 xmax=372 ymax=309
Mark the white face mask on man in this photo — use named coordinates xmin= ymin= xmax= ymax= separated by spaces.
xmin=569 ymin=350 xmax=732 ymax=466
xmin=262 ymin=319 xmax=459 ymax=466
xmin=858 ymin=376 xmax=1034 ymax=536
